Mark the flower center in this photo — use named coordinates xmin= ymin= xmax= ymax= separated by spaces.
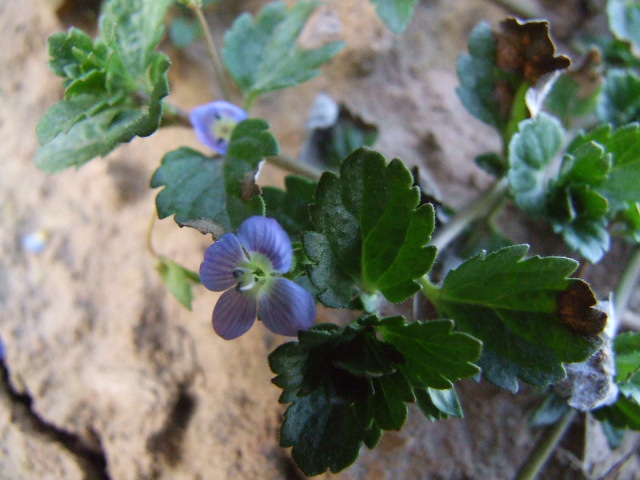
xmin=233 ymin=252 xmax=276 ymax=297
xmin=210 ymin=117 xmax=239 ymax=147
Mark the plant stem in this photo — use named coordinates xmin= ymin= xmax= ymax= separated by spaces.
xmin=615 ymin=246 xmax=640 ymax=327
xmin=192 ymin=5 xmax=232 ymax=101
xmin=265 ymin=155 xmax=324 ymax=181
xmin=161 ymin=102 xmax=193 ymax=128
xmin=486 ymin=0 xmax=541 ymax=18
xmin=146 ymin=212 xmax=159 ymax=258
xmin=429 ymin=177 xmax=509 ymax=252
xmin=514 ymin=409 xmax=577 ymax=480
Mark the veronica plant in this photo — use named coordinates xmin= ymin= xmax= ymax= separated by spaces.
xmin=33 ymin=0 xmax=640 ymax=477
xmin=200 ymin=216 xmax=316 ymax=339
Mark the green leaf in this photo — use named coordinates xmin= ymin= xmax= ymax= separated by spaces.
xmin=156 ymin=257 xmax=200 ymax=309
xmin=270 ymin=316 xmax=472 ymax=474
xmin=263 ymin=176 xmax=316 ymax=241
xmin=608 ymin=0 xmax=640 ymax=56
xmin=222 ymin=1 xmax=344 ymax=106
xmin=598 ymin=69 xmax=640 ymax=126
xmin=280 ymin=387 xmax=368 ymax=476
xmin=423 ymin=245 xmax=604 ymax=391
xmin=369 ymin=0 xmax=419 ymax=34
xmin=379 ymin=319 xmax=481 ymax=389
xmin=151 ymin=120 xmax=277 ymax=234
xmin=414 ymin=387 xmax=463 ymax=421
xmin=456 ymin=22 xmax=502 ymax=130
xmin=594 ymin=394 xmax=640 ymax=430
xmin=36 ymin=0 xmax=172 ymax=173
xmin=304 ymin=148 xmax=437 ymax=307
xmin=545 ymin=71 xmax=602 ymax=127
xmin=169 ymin=16 xmax=201 ymax=49
xmin=614 ymin=332 xmax=640 ymax=402
xmin=508 ymin=113 xmax=565 ymax=213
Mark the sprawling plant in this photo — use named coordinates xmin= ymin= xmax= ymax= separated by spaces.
xmin=35 ymin=0 xmax=640 ymax=476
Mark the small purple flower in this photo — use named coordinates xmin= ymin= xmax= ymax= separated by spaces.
xmin=200 ymin=216 xmax=317 ymax=340
xmin=190 ymin=100 xmax=248 ymax=155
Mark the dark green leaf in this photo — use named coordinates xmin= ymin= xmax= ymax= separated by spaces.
xmin=223 ymin=1 xmax=344 ymax=106
xmin=156 ymin=257 xmax=200 ymax=309
xmin=151 ymin=119 xmax=278 ymax=234
xmin=369 ymin=0 xmax=419 ymax=34
xmin=594 ymin=394 xmax=640 ymax=431
xmin=423 ymin=245 xmax=604 ymax=390
xmin=598 ymin=69 xmax=640 ymax=126
xmin=304 ymin=148 xmax=437 ymax=307
xmin=379 ymin=319 xmax=482 ymax=389
xmin=508 ymin=113 xmax=565 ymax=213
xmin=280 ymin=387 xmax=367 ymax=476
xmin=263 ymin=176 xmax=316 ymax=241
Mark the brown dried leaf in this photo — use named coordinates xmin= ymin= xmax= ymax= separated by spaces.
xmin=557 ymin=279 xmax=607 ymax=337
xmin=496 ymin=17 xmax=571 ymax=85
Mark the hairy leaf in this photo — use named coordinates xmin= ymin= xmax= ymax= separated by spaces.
xmin=423 ymin=245 xmax=605 ymax=391
xmin=304 ymin=148 xmax=436 ymax=307
xmin=508 ymin=113 xmax=565 ymax=212
xmin=223 ymin=1 xmax=344 ymax=106
xmin=598 ymin=69 xmax=640 ymax=126
xmin=36 ymin=0 xmax=172 ymax=173
xmin=151 ymin=119 xmax=278 ymax=235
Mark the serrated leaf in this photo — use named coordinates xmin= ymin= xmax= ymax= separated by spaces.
xmin=379 ymin=319 xmax=481 ymax=390
xmin=608 ymin=0 xmax=640 ymax=57
xmin=598 ymin=69 xmax=640 ymax=126
xmin=369 ymin=0 xmax=419 ymax=34
xmin=263 ymin=176 xmax=316 ymax=241
xmin=304 ymin=148 xmax=436 ymax=307
xmin=151 ymin=119 xmax=278 ymax=235
xmin=156 ymin=257 xmax=200 ymax=309
xmin=222 ymin=1 xmax=344 ymax=106
xmin=423 ymin=245 xmax=605 ymax=390
xmin=508 ymin=113 xmax=565 ymax=213
xmin=280 ymin=387 xmax=367 ymax=476
xmin=36 ymin=0 xmax=172 ymax=173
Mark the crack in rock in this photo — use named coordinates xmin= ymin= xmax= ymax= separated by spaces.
xmin=1 ymin=360 xmax=111 ymax=480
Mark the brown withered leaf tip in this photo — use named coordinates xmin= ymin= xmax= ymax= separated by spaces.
xmin=496 ymin=17 xmax=571 ymax=85
xmin=557 ymin=279 xmax=607 ymax=337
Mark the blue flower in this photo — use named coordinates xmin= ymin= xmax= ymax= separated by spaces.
xmin=190 ymin=100 xmax=248 ymax=155
xmin=200 ymin=216 xmax=317 ymax=340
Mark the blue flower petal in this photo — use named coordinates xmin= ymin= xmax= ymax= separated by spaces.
xmin=212 ymin=288 xmax=257 ymax=340
xmin=190 ymin=101 xmax=247 ymax=155
xmin=258 ymin=278 xmax=316 ymax=337
xmin=237 ymin=216 xmax=292 ymax=273
xmin=200 ymin=233 xmax=247 ymax=292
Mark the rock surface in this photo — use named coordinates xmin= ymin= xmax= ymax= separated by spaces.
xmin=1 ymin=1 xmax=639 ymax=479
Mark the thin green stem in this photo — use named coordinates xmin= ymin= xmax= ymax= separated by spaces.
xmin=514 ymin=409 xmax=577 ymax=480
xmin=486 ymin=0 xmax=541 ymax=18
xmin=146 ymin=212 xmax=160 ymax=259
xmin=429 ymin=177 xmax=510 ymax=252
xmin=160 ymin=101 xmax=193 ymax=128
xmin=615 ymin=246 xmax=640 ymax=326
xmin=192 ymin=5 xmax=232 ymax=101
xmin=265 ymin=155 xmax=324 ymax=181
